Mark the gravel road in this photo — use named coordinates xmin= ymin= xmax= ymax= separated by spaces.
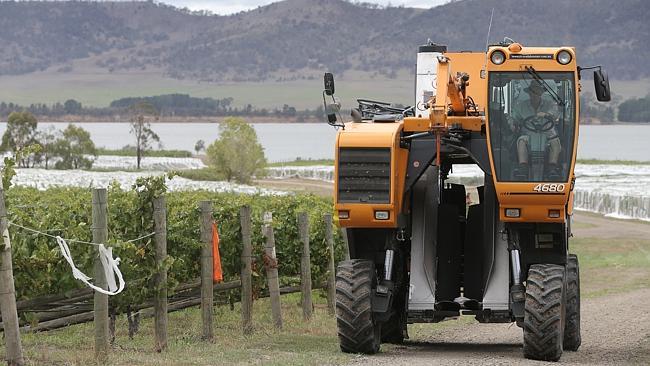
xmin=347 ymin=213 xmax=650 ymax=365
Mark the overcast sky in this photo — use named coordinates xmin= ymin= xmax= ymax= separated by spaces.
xmin=158 ymin=0 xmax=451 ymax=15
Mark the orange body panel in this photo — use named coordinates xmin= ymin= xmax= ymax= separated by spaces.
xmin=335 ymin=122 xmax=407 ymax=228
xmin=404 ymin=116 xmax=484 ymax=132
xmin=444 ymin=52 xmax=488 ymax=109
xmin=335 ymin=45 xmax=581 ymax=227
xmin=485 ymin=46 xmax=579 ymax=223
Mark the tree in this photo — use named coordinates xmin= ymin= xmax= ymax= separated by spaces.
xmin=37 ymin=125 xmax=59 ymax=169
xmin=194 ymin=139 xmax=205 ymax=154
xmin=1 ymin=111 xmax=40 ymax=167
xmin=53 ymin=124 xmax=97 ymax=169
xmin=129 ymin=102 xmax=160 ymax=169
xmin=206 ymin=117 xmax=266 ymax=183
xmin=618 ymin=95 xmax=650 ymax=123
xmin=580 ymin=92 xmax=616 ymax=123
xmin=63 ymin=99 xmax=82 ymax=115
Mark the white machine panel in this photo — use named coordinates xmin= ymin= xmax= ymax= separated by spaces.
xmin=482 ymin=220 xmax=510 ymax=310
xmin=415 ymin=52 xmax=441 ymax=118
xmin=407 ymin=166 xmax=439 ymax=311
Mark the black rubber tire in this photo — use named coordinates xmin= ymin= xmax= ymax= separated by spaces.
xmin=563 ymin=254 xmax=581 ymax=351
xmin=523 ymin=264 xmax=566 ymax=362
xmin=336 ymin=259 xmax=381 ymax=354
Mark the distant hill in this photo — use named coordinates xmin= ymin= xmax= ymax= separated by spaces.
xmin=0 ymin=0 xmax=647 ymax=81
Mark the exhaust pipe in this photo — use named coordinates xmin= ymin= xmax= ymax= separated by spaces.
xmin=510 ymin=249 xmax=522 ymax=285
xmin=384 ymin=249 xmax=395 ymax=281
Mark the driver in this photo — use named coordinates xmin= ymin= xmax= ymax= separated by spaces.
xmin=508 ymin=80 xmax=562 ymax=180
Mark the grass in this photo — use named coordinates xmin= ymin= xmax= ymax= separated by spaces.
xmin=576 ymin=159 xmax=650 ymax=165
xmin=97 ymin=148 xmax=193 ymax=158
xmin=571 ymin=236 xmax=650 ymax=298
xmin=2 ymin=292 xmax=352 ymax=366
xmin=0 ymin=69 xmax=414 ymax=110
xmin=267 ymin=159 xmax=334 ymax=167
xmin=176 ymin=168 xmax=223 ymax=182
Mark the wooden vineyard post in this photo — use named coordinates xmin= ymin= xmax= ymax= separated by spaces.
xmin=153 ymin=195 xmax=168 ymax=352
xmin=0 ymin=188 xmax=24 ymax=366
xmin=340 ymin=228 xmax=351 ymax=260
xmin=298 ymin=212 xmax=312 ymax=320
xmin=324 ymin=213 xmax=336 ymax=315
xmin=262 ymin=212 xmax=282 ymax=329
xmin=92 ymin=188 xmax=109 ymax=364
xmin=199 ymin=200 xmax=214 ymax=341
xmin=240 ymin=205 xmax=253 ymax=335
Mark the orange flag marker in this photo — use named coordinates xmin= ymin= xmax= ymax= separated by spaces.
xmin=212 ymin=222 xmax=223 ymax=283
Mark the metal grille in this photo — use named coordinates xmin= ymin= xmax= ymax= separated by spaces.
xmin=337 ymin=148 xmax=391 ymax=203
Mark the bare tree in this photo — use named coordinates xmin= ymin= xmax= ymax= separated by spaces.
xmin=194 ymin=139 xmax=205 ymax=154
xmin=129 ymin=102 xmax=160 ymax=169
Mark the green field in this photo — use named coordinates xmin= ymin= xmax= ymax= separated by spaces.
xmin=267 ymin=159 xmax=335 ymax=167
xmin=96 ymin=148 xmax=193 ymax=158
xmin=576 ymin=159 xmax=650 ymax=165
xmin=0 ymin=70 xmax=414 ymax=111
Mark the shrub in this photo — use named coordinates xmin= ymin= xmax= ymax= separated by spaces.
xmin=5 ymin=187 xmax=343 ymax=309
xmin=206 ymin=117 xmax=266 ymax=183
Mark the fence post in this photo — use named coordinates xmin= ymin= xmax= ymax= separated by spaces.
xmin=92 ymin=188 xmax=109 ymax=363
xmin=153 ymin=195 xmax=168 ymax=352
xmin=298 ymin=212 xmax=312 ymax=320
xmin=324 ymin=213 xmax=336 ymax=315
xmin=340 ymin=228 xmax=351 ymax=260
xmin=199 ymin=200 xmax=214 ymax=341
xmin=0 ymin=188 xmax=24 ymax=366
xmin=240 ymin=205 xmax=253 ymax=335
xmin=263 ymin=212 xmax=282 ymax=329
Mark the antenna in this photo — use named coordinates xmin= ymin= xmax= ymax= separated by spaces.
xmin=482 ymin=8 xmax=495 ymax=76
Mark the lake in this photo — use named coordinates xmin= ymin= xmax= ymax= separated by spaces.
xmin=0 ymin=122 xmax=647 ymax=163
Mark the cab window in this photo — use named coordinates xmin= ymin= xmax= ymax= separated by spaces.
xmin=488 ymin=72 xmax=576 ymax=182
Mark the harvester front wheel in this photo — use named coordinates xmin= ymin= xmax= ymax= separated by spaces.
xmin=336 ymin=259 xmax=381 ymax=354
xmin=563 ymin=254 xmax=581 ymax=351
xmin=523 ymin=264 xmax=566 ymax=362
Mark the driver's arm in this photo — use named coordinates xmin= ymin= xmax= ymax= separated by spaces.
xmin=539 ymin=99 xmax=560 ymax=122
xmin=507 ymin=107 xmax=524 ymax=132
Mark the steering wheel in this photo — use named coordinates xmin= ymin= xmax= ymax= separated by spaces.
xmin=522 ymin=114 xmax=555 ymax=133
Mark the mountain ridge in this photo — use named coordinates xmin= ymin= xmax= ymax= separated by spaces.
xmin=0 ymin=0 xmax=646 ymax=81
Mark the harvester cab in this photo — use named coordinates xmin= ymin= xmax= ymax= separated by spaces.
xmin=324 ymin=40 xmax=610 ymax=361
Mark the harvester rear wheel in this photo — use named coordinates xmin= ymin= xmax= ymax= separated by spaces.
xmin=336 ymin=259 xmax=381 ymax=354
xmin=563 ymin=254 xmax=581 ymax=351
xmin=523 ymin=264 xmax=566 ymax=362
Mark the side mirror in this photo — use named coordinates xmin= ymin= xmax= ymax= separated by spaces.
xmin=594 ymin=69 xmax=611 ymax=102
xmin=324 ymin=72 xmax=335 ymax=96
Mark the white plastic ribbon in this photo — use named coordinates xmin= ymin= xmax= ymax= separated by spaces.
xmin=56 ymin=236 xmax=125 ymax=296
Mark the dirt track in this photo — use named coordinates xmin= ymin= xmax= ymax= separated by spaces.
xmin=348 ymin=213 xmax=650 ymax=365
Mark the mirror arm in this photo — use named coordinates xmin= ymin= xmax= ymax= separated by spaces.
xmin=577 ymin=65 xmax=602 ymax=80
xmin=323 ymin=90 xmax=345 ymax=130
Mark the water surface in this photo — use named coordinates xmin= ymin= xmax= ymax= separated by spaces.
xmin=0 ymin=122 xmax=647 ymax=162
